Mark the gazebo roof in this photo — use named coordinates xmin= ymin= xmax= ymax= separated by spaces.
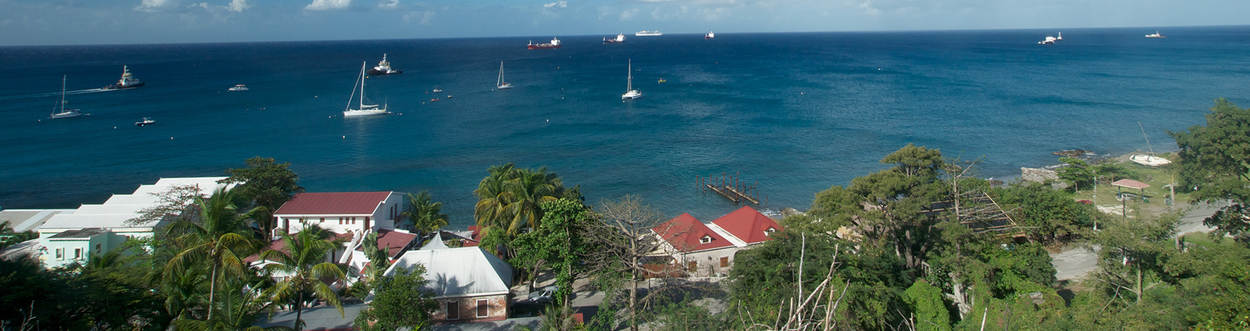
xmin=1112 ymin=179 xmax=1150 ymax=190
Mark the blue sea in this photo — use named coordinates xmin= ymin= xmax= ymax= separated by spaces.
xmin=2 ymin=26 xmax=1249 ymax=227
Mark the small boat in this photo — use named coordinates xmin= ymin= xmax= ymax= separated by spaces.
xmin=432 ymin=88 xmax=444 ymax=93
xmin=135 ymin=117 xmax=156 ymax=127
xmin=603 ymin=33 xmax=625 ymax=44
xmin=527 ymin=37 xmax=562 ymax=50
xmin=496 ymin=61 xmax=513 ymax=90
xmin=1130 ymin=154 xmax=1171 ymax=167
xmin=705 ymin=31 xmax=715 ymax=39
xmin=342 ymin=61 xmax=389 ymax=117
xmin=657 ymin=77 xmax=666 ymax=84
xmin=430 ymin=98 xmax=440 ymax=102
xmin=366 ymin=53 xmax=402 ymax=76
xmin=621 ymin=59 xmax=641 ymax=101
xmin=1145 ymin=31 xmax=1166 ymax=39
xmin=49 ymin=75 xmax=88 ymax=119
xmin=634 ymin=30 xmax=662 ymax=37
xmin=227 ymin=84 xmax=249 ymax=92
xmin=104 ymin=65 xmax=144 ymax=90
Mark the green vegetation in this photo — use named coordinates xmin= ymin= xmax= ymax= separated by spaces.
xmin=1172 ymin=98 xmax=1250 ymax=243
xmin=354 ymin=267 xmax=437 ymax=330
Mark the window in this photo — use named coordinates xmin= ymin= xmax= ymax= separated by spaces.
xmin=445 ymin=301 xmax=459 ymax=320
xmin=56 ymin=248 xmax=64 ymax=259
xmin=320 ymin=218 xmax=325 ymax=223
xmin=686 ymin=261 xmax=698 ymax=271
xmin=720 ymin=257 xmax=730 ymax=268
xmin=476 ymin=300 xmax=489 ymax=317
xmin=765 ymin=227 xmax=777 ymax=237
xmin=699 ymin=235 xmax=713 ymax=244
xmin=74 ymin=248 xmax=82 ymax=259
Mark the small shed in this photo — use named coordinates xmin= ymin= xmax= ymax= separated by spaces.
xmin=1112 ymin=179 xmax=1150 ymax=200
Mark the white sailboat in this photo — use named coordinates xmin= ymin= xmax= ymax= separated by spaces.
xmin=496 ymin=61 xmax=513 ymax=90
xmin=49 ymin=75 xmax=86 ymax=119
xmin=621 ymin=59 xmax=641 ymax=100
xmin=343 ymin=61 xmax=389 ymax=117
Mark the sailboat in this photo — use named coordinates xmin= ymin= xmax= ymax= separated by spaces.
xmin=49 ymin=75 xmax=87 ymax=119
xmin=621 ymin=59 xmax=641 ymax=100
xmin=342 ymin=61 xmax=389 ymax=117
xmin=496 ymin=61 xmax=513 ymax=90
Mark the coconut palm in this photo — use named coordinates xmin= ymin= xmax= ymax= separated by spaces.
xmin=164 ymin=187 xmax=258 ymax=321
xmin=473 ymin=164 xmax=565 ymax=236
xmin=402 ymin=191 xmax=448 ymax=238
xmin=261 ymin=227 xmax=346 ymax=330
xmin=502 ymin=168 xmax=562 ymax=234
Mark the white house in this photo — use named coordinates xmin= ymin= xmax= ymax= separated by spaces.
xmin=651 ymin=206 xmax=783 ymax=276
xmin=384 ymin=245 xmax=514 ymax=323
xmin=272 ymin=191 xmax=405 ymax=236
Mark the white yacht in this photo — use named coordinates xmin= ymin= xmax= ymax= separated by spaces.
xmin=366 ymin=53 xmax=402 ymax=76
xmin=227 ymin=84 xmax=249 ymax=92
xmin=635 ymin=30 xmax=662 ymax=37
xmin=496 ymin=61 xmax=513 ymax=90
xmin=135 ymin=117 xmax=156 ymax=127
xmin=49 ymin=75 xmax=87 ymax=119
xmin=1145 ymin=31 xmax=1166 ymax=39
xmin=342 ymin=61 xmax=389 ymax=117
xmin=1038 ymin=32 xmax=1062 ymax=45
xmin=621 ymin=59 xmax=641 ymax=100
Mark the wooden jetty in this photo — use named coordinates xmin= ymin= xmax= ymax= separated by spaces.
xmin=698 ymin=172 xmax=763 ymax=205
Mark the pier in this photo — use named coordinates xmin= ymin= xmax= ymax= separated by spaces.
xmin=697 ymin=172 xmax=763 ymax=206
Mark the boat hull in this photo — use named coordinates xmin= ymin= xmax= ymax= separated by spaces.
xmin=50 ymin=111 xmax=86 ymax=119
xmin=105 ymin=82 xmax=145 ymax=90
xmin=367 ymin=69 xmax=402 ymax=76
xmin=527 ymin=44 xmax=560 ymax=50
xmin=343 ymin=109 xmax=389 ymax=117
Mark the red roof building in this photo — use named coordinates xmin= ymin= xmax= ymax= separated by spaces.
xmin=272 ymin=191 xmax=405 ymax=236
xmin=710 ymin=206 xmax=783 ymax=245
xmin=652 ymin=213 xmax=734 ymax=252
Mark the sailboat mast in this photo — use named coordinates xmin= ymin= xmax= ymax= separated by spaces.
xmin=498 ymin=61 xmax=504 ymax=86
xmin=359 ymin=61 xmax=366 ymax=109
xmin=626 ymin=59 xmax=632 ymax=91
xmin=59 ymin=75 xmax=67 ymax=113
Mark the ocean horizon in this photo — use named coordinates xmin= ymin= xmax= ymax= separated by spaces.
xmin=2 ymin=26 xmax=1248 ymax=227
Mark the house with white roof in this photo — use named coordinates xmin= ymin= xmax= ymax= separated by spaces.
xmin=384 ymin=244 xmax=514 ymax=323
xmin=28 ymin=177 xmax=231 ymax=268
xmin=651 ymin=206 xmax=783 ymax=276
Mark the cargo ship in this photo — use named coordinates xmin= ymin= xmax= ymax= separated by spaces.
xmin=603 ymin=33 xmax=625 ymax=44
xmin=527 ymin=37 xmax=561 ymax=50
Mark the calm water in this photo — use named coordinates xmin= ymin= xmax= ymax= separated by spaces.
xmin=2 ymin=27 xmax=1248 ymax=226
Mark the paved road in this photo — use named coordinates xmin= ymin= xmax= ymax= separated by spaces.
xmin=1050 ymin=202 xmax=1223 ymax=281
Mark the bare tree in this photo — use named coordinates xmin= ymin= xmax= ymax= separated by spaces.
xmin=126 ymin=185 xmax=205 ymax=227
xmin=585 ymin=195 xmax=683 ymax=331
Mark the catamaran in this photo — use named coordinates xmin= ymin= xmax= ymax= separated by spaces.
xmin=621 ymin=59 xmax=641 ymax=100
xmin=496 ymin=61 xmax=513 ymax=90
xmin=342 ymin=61 xmax=389 ymax=117
xmin=104 ymin=65 xmax=144 ymax=90
xmin=49 ymin=75 xmax=87 ymax=119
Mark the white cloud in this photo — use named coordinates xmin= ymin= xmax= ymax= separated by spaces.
xmin=619 ymin=7 xmax=639 ymax=20
xmin=544 ymin=1 xmax=567 ymax=8
xmin=402 ymin=10 xmax=434 ymax=24
xmin=305 ymin=0 xmax=351 ymax=10
xmin=227 ymin=0 xmax=250 ymax=12
xmin=379 ymin=0 xmax=399 ymax=9
xmin=135 ymin=0 xmax=175 ymax=12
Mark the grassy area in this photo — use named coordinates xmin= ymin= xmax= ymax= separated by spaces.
xmin=1073 ymin=152 xmax=1192 ymax=218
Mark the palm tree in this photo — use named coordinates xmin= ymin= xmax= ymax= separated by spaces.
xmin=473 ymin=164 xmax=565 ymax=236
xmin=402 ymin=191 xmax=449 ymax=238
xmin=262 ymin=227 xmax=346 ymax=330
xmin=164 ymin=187 xmax=258 ymax=321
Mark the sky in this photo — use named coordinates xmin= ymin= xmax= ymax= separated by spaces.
xmin=0 ymin=0 xmax=1247 ymax=46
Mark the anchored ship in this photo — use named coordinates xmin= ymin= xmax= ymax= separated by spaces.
xmin=527 ymin=37 xmax=562 ymax=50
xmin=366 ymin=53 xmax=402 ymax=76
xmin=634 ymin=30 xmax=662 ymax=37
xmin=603 ymin=33 xmax=625 ymax=44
